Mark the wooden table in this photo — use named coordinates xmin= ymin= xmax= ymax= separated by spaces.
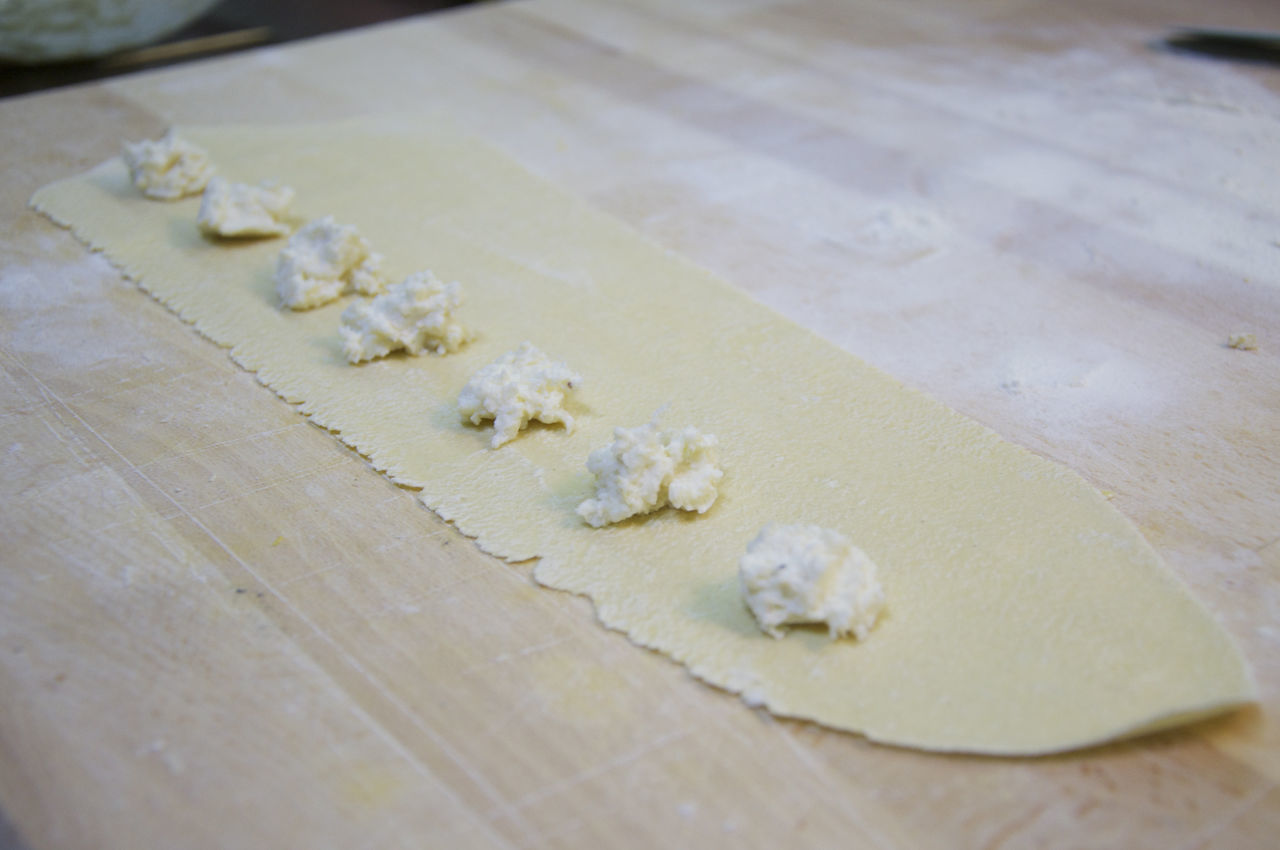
xmin=2 ymin=1 xmax=1278 ymax=846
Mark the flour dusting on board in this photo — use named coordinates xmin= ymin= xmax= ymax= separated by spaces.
xmin=996 ymin=346 xmax=1171 ymax=442
xmin=481 ymin=25 xmax=1279 ymax=476
xmin=0 ymin=246 xmax=149 ymax=371
xmin=849 ymin=206 xmax=948 ymax=263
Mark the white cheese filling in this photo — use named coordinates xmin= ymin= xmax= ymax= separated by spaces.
xmin=122 ymin=129 xmax=216 ymax=200
xmin=577 ymin=421 xmax=723 ymax=527
xmin=458 ymin=342 xmax=581 ymax=448
xmin=197 ymin=177 xmax=294 ymax=238
xmin=340 ymin=270 xmax=469 ymax=363
xmin=275 ymin=216 xmax=384 ymax=310
xmin=739 ymin=524 xmax=884 ymax=640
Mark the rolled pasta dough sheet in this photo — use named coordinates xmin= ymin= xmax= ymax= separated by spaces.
xmin=32 ymin=119 xmax=1253 ymax=754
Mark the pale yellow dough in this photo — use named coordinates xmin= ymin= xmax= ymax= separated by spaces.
xmin=32 ymin=119 xmax=1254 ymax=755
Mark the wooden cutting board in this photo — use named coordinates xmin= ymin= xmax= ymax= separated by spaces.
xmin=2 ymin=1 xmax=1278 ymax=847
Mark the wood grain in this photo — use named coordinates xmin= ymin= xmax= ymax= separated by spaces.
xmin=2 ymin=1 xmax=1278 ymax=847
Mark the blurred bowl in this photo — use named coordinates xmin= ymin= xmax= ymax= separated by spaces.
xmin=0 ymin=0 xmax=222 ymax=64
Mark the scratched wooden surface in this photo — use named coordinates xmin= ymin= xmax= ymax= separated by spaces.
xmin=2 ymin=1 xmax=1279 ymax=847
